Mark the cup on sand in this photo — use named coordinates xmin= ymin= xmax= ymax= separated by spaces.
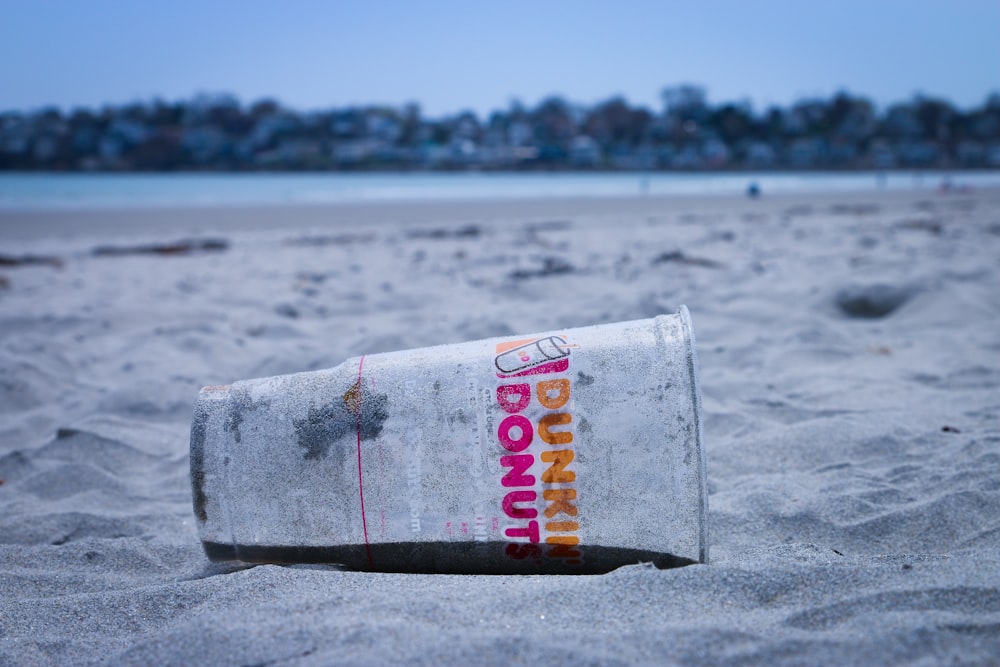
xmin=190 ymin=308 xmax=707 ymax=573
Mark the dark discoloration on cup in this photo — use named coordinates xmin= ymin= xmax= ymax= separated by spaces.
xmin=189 ymin=385 xmax=230 ymax=525
xmin=189 ymin=415 xmax=208 ymax=524
xmin=223 ymin=386 xmax=260 ymax=444
xmin=293 ymin=379 xmax=389 ymax=460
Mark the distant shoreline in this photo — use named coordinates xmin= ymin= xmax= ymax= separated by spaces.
xmin=3 ymin=185 xmax=995 ymax=242
xmin=2 ymin=170 xmax=998 ymax=215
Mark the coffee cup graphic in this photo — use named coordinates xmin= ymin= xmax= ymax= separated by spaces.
xmin=494 ymin=336 xmax=571 ymax=376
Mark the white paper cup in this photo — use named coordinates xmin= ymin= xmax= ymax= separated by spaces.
xmin=191 ymin=307 xmax=707 ymax=573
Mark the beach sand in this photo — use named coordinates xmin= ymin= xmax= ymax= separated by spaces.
xmin=2 ymin=188 xmax=999 ymax=665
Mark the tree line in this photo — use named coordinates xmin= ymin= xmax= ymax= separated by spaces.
xmin=2 ymin=86 xmax=999 ymax=171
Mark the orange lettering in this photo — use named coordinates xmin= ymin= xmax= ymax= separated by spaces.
xmin=543 ymin=488 xmax=578 ymax=518
xmin=538 ymin=413 xmax=573 ymax=445
xmin=545 ymin=521 xmax=578 ymax=532
xmin=536 ymin=379 xmax=570 ymax=410
xmin=540 ymin=449 xmax=575 ymax=483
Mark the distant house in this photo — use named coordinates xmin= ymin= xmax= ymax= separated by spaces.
xmin=786 ymin=138 xmax=826 ymax=167
xmin=366 ymin=113 xmax=402 ymax=143
xmin=569 ymin=135 xmax=602 ymax=167
xmin=670 ymin=145 xmax=703 ymax=169
xmin=254 ymin=139 xmax=322 ymax=167
xmin=507 ymin=121 xmax=533 ymax=147
xmin=418 ymin=143 xmax=451 ymax=167
xmin=0 ymin=116 xmax=31 ymax=156
xmin=108 ymin=118 xmax=150 ymax=146
xmin=956 ymin=141 xmax=987 ymax=167
xmin=883 ymin=106 xmax=922 ymax=139
xmin=330 ymin=110 xmax=364 ymax=138
xmin=182 ymin=126 xmax=228 ymax=163
xmin=450 ymin=138 xmax=480 ymax=164
xmin=609 ymin=143 xmax=657 ymax=170
xmin=98 ymin=136 xmax=125 ymax=163
xmin=656 ymin=145 xmax=674 ymax=167
xmin=744 ymin=141 xmax=776 ymax=167
xmin=248 ymin=114 xmax=299 ymax=149
xmin=868 ymin=140 xmax=897 ymax=168
xmin=827 ymin=140 xmax=860 ymax=167
xmin=701 ymin=138 xmax=730 ymax=168
xmin=896 ymin=140 xmax=940 ymax=166
xmin=988 ymin=143 xmax=1000 ymax=167
xmin=32 ymin=135 xmax=59 ymax=162
xmin=331 ymin=139 xmax=377 ymax=165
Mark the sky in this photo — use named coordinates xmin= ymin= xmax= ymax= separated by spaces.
xmin=1 ymin=0 xmax=998 ymax=118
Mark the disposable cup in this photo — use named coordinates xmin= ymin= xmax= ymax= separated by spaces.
xmin=190 ymin=307 xmax=707 ymax=573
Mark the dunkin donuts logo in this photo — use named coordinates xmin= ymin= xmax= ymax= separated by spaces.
xmin=494 ymin=336 xmax=581 ymax=566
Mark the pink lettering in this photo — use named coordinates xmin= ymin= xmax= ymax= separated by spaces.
xmin=500 ymin=454 xmax=535 ymax=487
xmin=502 ymin=490 xmax=537 ymax=519
xmin=497 ymin=414 xmax=533 ymax=452
xmin=503 ymin=520 xmax=540 ymax=543
xmin=496 ymin=383 xmax=531 ymax=414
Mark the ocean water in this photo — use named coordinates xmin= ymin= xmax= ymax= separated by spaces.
xmin=0 ymin=171 xmax=998 ymax=211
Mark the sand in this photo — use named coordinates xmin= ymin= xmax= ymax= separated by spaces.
xmin=1 ymin=187 xmax=999 ymax=665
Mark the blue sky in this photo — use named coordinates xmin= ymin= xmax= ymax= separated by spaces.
xmin=1 ymin=1 xmax=998 ymax=117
